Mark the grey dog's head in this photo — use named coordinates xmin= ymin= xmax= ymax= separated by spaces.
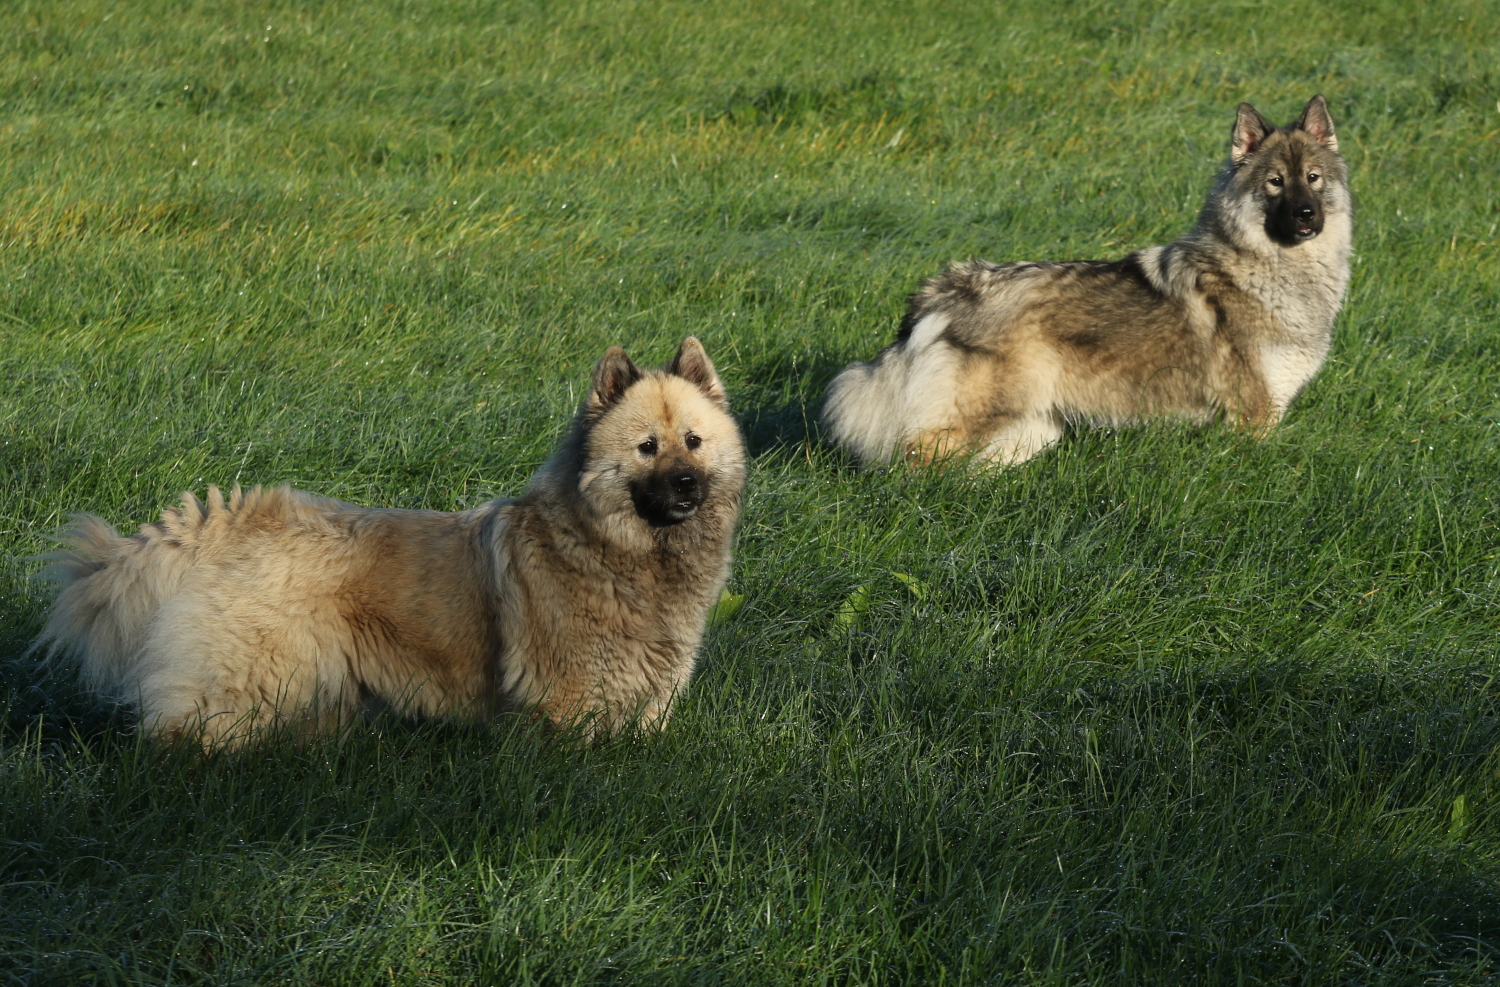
xmin=1228 ymin=95 xmax=1345 ymax=247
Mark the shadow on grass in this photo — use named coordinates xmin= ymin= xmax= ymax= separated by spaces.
xmin=733 ymin=351 xmax=849 ymax=457
xmin=0 ymin=645 xmax=131 ymax=754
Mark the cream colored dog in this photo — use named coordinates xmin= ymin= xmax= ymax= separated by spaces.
xmin=35 ymin=338 xmax=745 ymax=747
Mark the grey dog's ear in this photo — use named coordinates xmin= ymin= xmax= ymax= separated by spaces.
xmin=1230 ymin=102 xmax=1275 ymax=165
xmin=1295 ymin=94 xmax=1338 ymax=152
xmin=588 ymin=346 xmax=642 ymax=413
xmin=668 ymin=336 xmax=727 ymax=406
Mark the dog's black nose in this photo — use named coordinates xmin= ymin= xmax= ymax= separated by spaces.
xmin=672 ymin=473 xmax=698 ymax=495
xmin=1295 ymin=205 xmax=1316 ymax=220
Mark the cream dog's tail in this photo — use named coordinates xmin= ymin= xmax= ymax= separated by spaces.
xmin=31 ymin=487 xmax=235 ymax=699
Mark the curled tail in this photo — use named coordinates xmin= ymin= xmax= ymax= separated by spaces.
xmin=821 ymin=345 xmax=914 ymax=465
xmin=822 ymin=309 xmax=967 ymax=466
xmin=31 ymin=486 xmax=241 ymax=699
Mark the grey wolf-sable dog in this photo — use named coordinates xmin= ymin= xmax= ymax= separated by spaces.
xmin=824 ymin=95 xmax=1351 ymax=465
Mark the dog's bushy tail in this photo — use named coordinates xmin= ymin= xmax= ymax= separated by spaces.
xmin=31 ymin=487 xmax=239 ymax=698
xmin=822 ymin=342 xmax=918 ymax=466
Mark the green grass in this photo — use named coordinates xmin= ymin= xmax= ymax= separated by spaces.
xmin=3 ymin=0 xmax=1500 ymax=982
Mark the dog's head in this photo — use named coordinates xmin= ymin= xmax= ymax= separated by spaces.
xmin=574 ymin=337 xmax=746 ymax=533
xmin=1228 ymin=95 xmax=1347 ymax=247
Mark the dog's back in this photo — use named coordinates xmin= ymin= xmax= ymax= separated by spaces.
xmin=35 ymin=485 xmax=501 ymax=743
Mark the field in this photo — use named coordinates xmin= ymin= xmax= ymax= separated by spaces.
xmin=3 ymin=0 xmax=1499 ymax=982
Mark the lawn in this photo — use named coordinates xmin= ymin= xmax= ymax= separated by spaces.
xmin=2 ymin=0 xmax=1499 ymax=982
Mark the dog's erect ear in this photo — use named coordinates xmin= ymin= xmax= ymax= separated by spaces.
xmin=668 ymin=336 xmax=727 ymax=406
xmin=588 ymin=347 xmax=642 ymax=413
xmin=1231 ymin=103 xmax=1274 ymax=165
xmin=1295 ymin=94 xmax=1338 ymax=152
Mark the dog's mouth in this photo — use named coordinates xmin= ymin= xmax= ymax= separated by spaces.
xmin=634 ymin=498 xmax=700 ymax=527
xmin=1266 ymin=216 xmax=1324 ymax=247
xmin=630 ymin=467 xmax=708 ymax=527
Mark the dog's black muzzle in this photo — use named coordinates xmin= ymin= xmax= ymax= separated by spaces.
xmin=1266 ymin=191 xmax=1324 ymax=245
xmin=631 ymin=463 xmax=709 ymax=526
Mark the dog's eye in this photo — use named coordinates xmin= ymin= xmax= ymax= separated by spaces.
xmin=638 ymin=438 xmax=657 ymax=456
xmin=1268 ymin=175 xmax=1283 ymax=187
xmin=1307 ymin=172 xmax=1320 ymax=183
xmin=685 ymin=433 xmax=702 ymax=450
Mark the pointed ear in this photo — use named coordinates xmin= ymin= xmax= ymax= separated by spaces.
xmin=668 ymin=336 xmax=727 ymax=406
xmin=1295 ymin=94 xmax=1338 ymax=152
xmin=1231 ymin=103 xmax=1274 ymax=165
xmin=587 ymin=346 xmax=641 ymax=414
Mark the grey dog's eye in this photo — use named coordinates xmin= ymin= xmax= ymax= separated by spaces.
xmin=1307 ymin=172 xmax=1320 ymax=183
xmin=638 ymin=438 xmax=657 ymax=455
xmin=685 ymin=433 xmax=702 ymax=449
xmin=1268 ymin=175 xmax=1283 ymax=187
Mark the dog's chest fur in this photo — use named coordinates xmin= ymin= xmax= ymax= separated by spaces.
xmin=496 ymin=500 xmax=730 ymax=728
xmin=1236 ymin=234 xmax=1351 ymax=410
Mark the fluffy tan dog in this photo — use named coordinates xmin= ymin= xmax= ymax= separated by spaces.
xmin=34 ymin=338 xmax=745 ymax=747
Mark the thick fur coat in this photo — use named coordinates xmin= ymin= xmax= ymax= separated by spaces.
xmin=34 ymin=338 xmax=746 ymax=746
xmin=823 ymin=96 xmax=1352 ymax=466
